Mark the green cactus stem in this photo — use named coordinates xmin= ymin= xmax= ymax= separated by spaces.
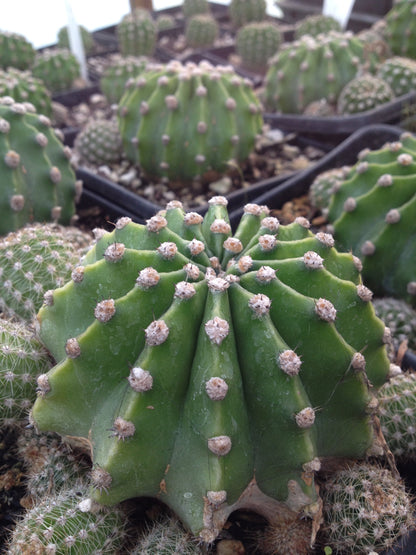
xmin=235 ymin=21 xmax=281 ymax=72
xmin=337 ymin=74 xmax=394 ymax=115
xmin=74 ymin=118 xmax=123 ymax=166
xmin=0 ymin=31 xmax=35 ymax=71
xmin=31 ymin=197 xmax=390 ymax=542
xmin=182 ymin=0 xmax=210 ymax=19
xmin=229 ymin=0 xmax=267 ymax=28
xmin=294 ymin=14 xmax=341 ymax=40
xmin=377 ymin=56 xmax=416 ymax=97
xmin=0 ymin=68 xmax=53 ymax=118
xmin=117 ymin=9 xmax=157 ymax=57
xmin=32 ymin=48 xmax=81 ymax=94
xmin=99 ymin=54 xmax=148 ymax=105
xmin=185 ymin=14 xmax=219 ymax=49
xmin=384 ymin=0 xmax=416 ymax=60
xmin=57 ymin=25 xmax=95 ymax=55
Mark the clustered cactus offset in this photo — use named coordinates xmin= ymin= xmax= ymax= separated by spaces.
xmin=31 ymin=197 xmax=391 ymax=543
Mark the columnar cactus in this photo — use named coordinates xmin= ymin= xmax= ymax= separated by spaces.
xmin=74 ymin=118 xmax=123 ymax=166
xmin=32 ymin=48 xmax=81 ymax=93
xmin=117 ymin=60 xmax=263 ymax=185
xmin=182 ymin=0 xmax=210 ymax=19
xmin=0 ymin=68 xmax=53 ymax=118
xmin=57 ymin=24 xmax=95 ymax=55
xmin=384 ymin=0 xmax=416 ymax=59
xmin=0 ymin=30 xmax=35 ymax=70
xmin=0 ymin=97 xmax=81 ymax=234
xmin=263 ymin=32 xmax=369 ymax=114
xmin=337 ymin=74 xmax=394 ymax=115
xmin=0 ymin=318 xmax=52 ymax=428
xmin=377 ymin=56 xmax=416 ymax=97
xmin=117 ymin=9 xmax=157 ymax=57
xmin=235 ymin=21 xmax=281 ymax=72
xmin=99 ymin=54 xmax=148 ymax=105
xmin=326 ymin=131 xmax=416 ymax=306
xmin=185 ymin=14 xmax=219 ymax=49
xmin=294 ymin=14 xmax=341 ymax=40
xmin=229 ymin=0 xmax=267 ymax=28
xmin=31 ymin=197 xmax=390 ymax=542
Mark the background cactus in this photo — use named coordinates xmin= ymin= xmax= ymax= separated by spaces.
xmin=337 ymin=74 xmax=394 ymax=115
xmin=32 ymin=48 xmax=81 ymax=93
xmin=376 ymin=56 xmax=416 ymax=97
xmin=384 ymin=0 xmax=416 ymax=59
xmin=235 ymin=21 xmax=281 ymax=72
xmin=117 ymin=60 xmax=263 ymax=185
xmin=74 ymin=118 xmax=123 ymax=166
xmin=57 ymin=24 xmax=95 ymax=55
xmin=32 ymin=197 xmax=390 ymax=542
xmin=0 ymin=67 xmax=53 ymax=118
xmin=308 ymin=167 xmax=352 ymax=213
xmin=326 ymin=131 xmax=416 ymax=306
xmin=185 ymin=14 xmax=219 ymax=49
xmin=229 ymin=0 xmax=267 ymax=28
xmin=373 ymin=297 xmax=416 ymax=354
xmin=182 ymin=0 xmax=210 ymax=19
xmin=156 ymin=14 xmax=176 ymax=31
xmin=294 ymin=14 xmax=341 ymax=40
xmin=0 ymin=97 xmax=81 ymax=233
xmin=0 ymin=30 xmax=35 ymax=70
xmin=117 ymin=9 xmax=157 ymax=57
xmin=99 ymin=54 xmax=148 ymax=105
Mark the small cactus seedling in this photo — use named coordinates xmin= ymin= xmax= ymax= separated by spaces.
xmin=229 ymin=0 xmax=267 ymax=28
xmin=321 ymin=462 xmax=415 ymax=554
xmin=327 ymin=131 xmax=416 ymax=306
xmin=373 ymin=296 xmax=416 ymax=354
xmin=32 ymin=197 xmax=390 ymax=542
xmin=57 ymin=25 xmax=95 ymax=55
xmin=384 ymin=0 xmax=416 ymax=59
xmin=74 ymin=118 xmax=123 ymax=166
xmin=182 ymin=0 xmax=210 ymax=19
xmin=236 ymin=21 xmax=281 ymax=72
xmin=377 ymin=55 xmax=416 ymax=97
xmin=0 ymin=97 xmax=81 ymax=234
xmin=0 ymin=68 xmax=53 ymax=118
xmin=0 ymin=30 xmax=35 ymax=71
xmin=337 ymin=74 xmax=394 ymax=115
xmin=0 ymin=224 xmax=91 ymax=321
xmin=32 ymin=48 xmax=81 ymax=94
xmin=117 ymin=9 xmax=157 ymax=57
xmin=0 ymin=318 xmax=52 ymax=428
xmin=185 ymin=14 xmax=219 ymax=49
xmin=117 ymin=60 xmax=263 ymax=185
xmin=99 ymin=54 xmax=148 ymax=105
xmin=294 ymin=14 xmax=341 ymax=40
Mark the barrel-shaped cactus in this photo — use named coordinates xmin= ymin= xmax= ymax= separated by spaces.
xmin=57 ymin=24 xmax=95 ymax=55
xmin=337 ymin=74 xmax=394 ymax=115
xmin=384 ymin=0 xmax=416 ymax=59
xmin=294 ymin=14 xmax=341 ymax=40
xmin=74 ymin=118 xmax=123 ymax=166
xmin=0 ymin=97 xmax=81 ymax=234
xmin=0 ymin=30 xmax=35 ymax=71
xmin=377 ymin=56 xmax=416 ymax=97
xmin=327 ymin=132 xmax=416 ymax=306
xmin=117 ymin=9 xmax=157 ymax=57
xmin=185 ymin=14 xmax=219 ymax=49
xmin=182 ymin=0 xmax=210 ymax=19
xmin=236 ymin=21 xmax=281 ymax=72
xmin=31 ymin=197 xmax=390 ymax=542
xmin=373 ymin=297 xmax=416 ymax=354
xmin=0 ymin=68 xmax=53 ymax=118
xmin=229 ymin=0 xmax=267 ymax=28
xmin=32 ymin=48 xmax=81 ymax=93
xmin=117 ymin=60 xmax=263 ymax=185
xmin=99 ymin=54 xmax=148 ymax=105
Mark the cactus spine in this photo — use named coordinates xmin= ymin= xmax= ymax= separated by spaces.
xmin=99 ymin=54 xmax=148 ymax=105
xmin=0 ymin=68 xmax=53 ymax=118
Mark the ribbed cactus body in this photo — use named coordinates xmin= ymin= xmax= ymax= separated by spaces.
xmin=0 ymin=97 xmax=80 ymax=233
xmin=384 ymin=0 xmax=416 ymax=59
xmin=229 ymin=0 xmax=267 ymax=28
xmin=157 ymin=14 xmax=176 ymax=30
xmin=32 ymin=197 xmax=390 ymax=541
xmin=182 ymin=0 xmax=210 ymax=19
xmin=0 ymin=68 xmax=53 ymax=118
xmin=236 ymin=22 xmax=281 ymax=72
xmin=264 ymin=32 xmax=367 ymax=114
xmin=99 ymin=54 xmax=148 ymax=104
xmin=74 ymin=118 xmax=123 ymax=165
xmin=185 ymin=14 xmax=219 ymax=49
xmin=0 ymin=31 xmax=35 ymax=71
xmin=308 ymin=167 xmax=351 ymax=212
xmin=373 ymin=297 xmax=416 ymax=353
xmin=294 ymin=14 xmax=341 ymax=40
xmin=337 ymin=74 xmax=394 ymax=115
xmin=32 ymin=48 xmax=81 ymax=93
xmin=327 ymin=132 xmax=416 ymax=306
xmin=117 ymin=9 xmax=157 ymax=57
xmin=377 ymin=56 xmax=416 ymax=97
xmin=118 ymin=60 xmax=263 ymax=185
xmin=57 ymin=25 xmax=95 ymax=55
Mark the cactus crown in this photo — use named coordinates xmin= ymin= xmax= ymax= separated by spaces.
xmin=32 ymin=48 xmax=81 ymax=93
xmin=185 ymin=14 xmax=219 ymax=49
xmin=229 ymin=0 xmax=267 ymax=28
xmin=74 ymin=118 xmax=123 ymax=166
xmin=337 ymin=73 xmax=394 ymax=115
xmin=236 ymin=21 xmax=282 ymax=72
xmin=294 ymin=14 xmax=342 ymax=40
xmin=182 ymin=0 xmax=211 ymax=19
xmin=384 ymin=0 xmax=416 ymax=59
xmin=117 ymin=9 xmax=157 ymax=57
xmin=0 ymin=67 xmax=52 ymax=118
xmin=0 ymin=30 xmax=35 ymax=71
xmin=32 ymin=197 xmax=390 ymax=542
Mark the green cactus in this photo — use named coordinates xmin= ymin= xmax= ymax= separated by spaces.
xmin=236 ymin=21 xmax=281 ymax=72
xmin=294 ymin=14 xmax=342 ymax=40
xmin=132 ymin=515 xmax=203 ymax=554
xmin=99 ymin=54 xmax=149 ymax=105
xmin=378 ymin=371 xmax=416 ymax=461
xmin=326 ymin=131 xmax=416 ymax=306
xmin=31 ymin=197 xmax=390 ymax=542
xmin=0 ymin=30 xmax=35 ymax=71
xmin=0 ymin=97 xmax=81 ymax=234
xmin=308 ymin=167 xmax=352 ymax=213
xmin=321 ymin=462 xmax=415 ymax=554
xmin=182 ymin=0 xmax=210 ymax=19
xmin=32 ymin=48 xmax=81 ymax=94
xmin=0 ymin=68 xmax=53 ymax=118
xmin=156 ymin=14 xmax=176 ymax=31
xmin=117 ymin=9 xmax=157 ymax=57
xmin=377 ymin=56 xmax=416 ymax=97
xmin=384 ymin=0 xmax=416 ymax=60
xmin=0 ymin=318 xmax=52 ymax=428
xmin=118 ymin=60 xmax=263 ymax=185
xmin=7 ymin=487 xmax=128 ymax=554
xmin=57 ymin=24 xmax=95 ymax=55
xmin=185 ymin=14 xmax=219 ymax=49
xmin=0 ymin=224 xmax=92 ymax=321
xmin=74 ymin=118 xmax=123 ymax=166
xmin=373 ymin=297 xmax=416 ymax=354
xmin=263 ymin=32 xmax=369 ymax=114
xmin=229 ymin=0 xmax=267 ymax=28
xmin=337 ymin=74 xmax=394 ymax=115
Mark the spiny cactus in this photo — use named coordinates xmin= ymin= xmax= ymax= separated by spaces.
xmin=326 ymin=131 xmax=416 ymax=306
xmin=337 ymin=74 xmax=394 ymax=115
xmin=0 ymin=68 xmax=53 ymax=118
xmin=0 ymin=224 xmax=91 ymax=321
xmin=377 ymin=56 xmax=416 ymax=97
xmin=373 ymin=297 xmax=416 ymax=354
xmin=0 ymin=318 xmax=52 ymax=428
xmin=117 ymin=9 xmax=157 ymax=57
xmin=229 ymin=0 xmax=267 ymax=28
xmin=235 ymin=21 xmax=281 ymax=72
xmin=308 ymin=167 xmax=352 ymax=213
xmin=132 ymin=515 xmax=203 ymax=554
xmin=31 ymin=197 xmax=390 ymax=542
xmin=118 ymin=60 xmax=263 ymax=185
xmin=185 ymin=14 xmax=219 ymax=49
xmin=384 ymin=0 xmax=416 ymax=59
xmin=57 ymin=24 xmax=95 ymax=55
xmin=0 ymin=97 xmax=81 ymax=233
xmin=156 ymin=14 xmax=176 ymax=31
xmin=74 ymin=118 xmax=123 ymax=166
xmin=0 ymin=30 xmax=35 ymax=71
xmin=32 ymin=48 xmax=81 ymax=94
xmin=182 ymin=0 xmax=210 ymax=19
xmin=294 ymin=14 xmax=342 ymax=40
xmin=7 ymin=488 xmax=128 ymax=554
xmin=99 ymin=54 xmax=149 ymax=105
xmin=321 ymin=462 xmax=415 ymax=554
xmin=263 ymin=32 xmax=370 ymax=114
